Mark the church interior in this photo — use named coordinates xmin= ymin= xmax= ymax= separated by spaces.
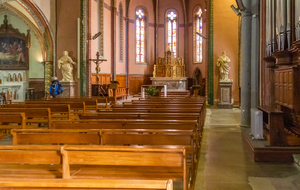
xmin=0 ymin=0 xmax=300 ymax=189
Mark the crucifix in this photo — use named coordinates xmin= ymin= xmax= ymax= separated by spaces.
xmin=90 ymin=52 xmax=107 ymax=97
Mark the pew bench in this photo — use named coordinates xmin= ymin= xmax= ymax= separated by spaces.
xmin=0 ymin=113 xmax=26 ymax=132
xmin=61 ymin=146 xmax=188 ymax=190
xmin=26 ymin=101 xmax=86 ymax=115
xmin=0 ymin=178 xmax=173 ymax=190
xmin=10 ymin=128 xmax=196 ymax=182
xmin=11 ymin=129 xmax=102 ymax=145
xmin=0 ymin=108 xmax=51 ymax=127
xmin=50 ymin=119 xmax=201 ymax=159
xmin=2 ymin=104 xmax=72 ymax=120
xmin=0 ymin=145 xmax=62 ymax=179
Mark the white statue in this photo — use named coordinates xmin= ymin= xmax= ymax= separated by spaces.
xmin=217 ymin=51 xmax=231 ymax=82
xmin=58 ymin=51 xmax=76 ymax=82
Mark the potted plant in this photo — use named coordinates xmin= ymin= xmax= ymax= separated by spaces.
xmin=145 ymin=86 xmax=158 ymax=96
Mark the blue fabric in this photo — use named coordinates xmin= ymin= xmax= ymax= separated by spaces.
xmin=49 ymin=80 xmax=62 ymax=97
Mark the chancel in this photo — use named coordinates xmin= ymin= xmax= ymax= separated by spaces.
xmin=0 ymin=0 xmax=300 ymax=190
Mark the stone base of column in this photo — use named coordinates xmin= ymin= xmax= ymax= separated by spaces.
xmin=60 ymin=82 xmax=77 ymax=98
xmin=218 ymin=81 xmax=233 ymax=109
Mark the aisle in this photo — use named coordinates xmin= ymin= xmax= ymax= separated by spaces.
xmin=195 ymin=108 xmax=300 ymax=190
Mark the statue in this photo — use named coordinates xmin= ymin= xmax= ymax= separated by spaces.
xmin=58 ymin=51 xmax=76 ymax=82
xmin=153 ymin=65 xmax=156 ymax=77
xmin=217 ymin=51 xmax=231 ymax=82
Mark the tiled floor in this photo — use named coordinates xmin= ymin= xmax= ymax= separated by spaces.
xmin=195 ymin=108 xmax=300 ymax=190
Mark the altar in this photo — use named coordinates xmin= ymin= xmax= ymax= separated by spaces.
xmin=150 ymin=77 xmax=187 ymax=92
xmin=151 ymin=48 xmax=187 ymax=91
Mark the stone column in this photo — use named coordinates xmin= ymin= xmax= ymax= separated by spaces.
xmin=251 ymin=0 xmax=260 ymax=108
xmin=241 ymin=0 xmax=252 ymax=127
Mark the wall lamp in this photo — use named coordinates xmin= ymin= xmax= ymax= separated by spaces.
xmin=231 ymin=0 xmax=246 ymax=17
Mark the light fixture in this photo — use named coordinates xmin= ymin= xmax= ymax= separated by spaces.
xmin=236 ymin=0 xmax=245 ymax=11
xmin=231 ymin=5 xmax=241 ymax=16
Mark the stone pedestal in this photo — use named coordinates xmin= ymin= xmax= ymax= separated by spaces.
xmin=150 ymin=77 xmax=187 ymax=92
xmin=60 ymin=82 xmax=76 ymax=98
xmin=218 ymin=81 xmax=233 ymax=109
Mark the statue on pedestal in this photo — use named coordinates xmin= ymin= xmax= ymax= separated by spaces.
xmin=217 ymin=51 xmax=231 ymax=82
xmin=58 ymin=51 xmax=76 ymax=82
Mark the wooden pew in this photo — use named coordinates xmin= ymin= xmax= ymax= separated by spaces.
xmin=79 ymin=112 xmax=200 ymax=121
xmin=30 ymin=97 xmax=109 ymax=109
xmin=100 ymin=107 xmax=202 ymax=113
xmin=0 ymin=108 xmax=51 ymax=127
xmin=25 ymin=101 xmax=86 ymax=114
xmin=11 ymin=129 xmax=102 ymax=145
xmin=0 ymin=146 xmax=174 ymax=190
xmin=51 ymin=119 xmax=198 ymax=132
xmin=0 ymin=178 xmax=173 ymax=190
xmin=50 ymin=119 xmax=201 ymax=159
xmin=0 ymin=112 xmax=26 ymax=131
xmin=10 ymin=128 xmax=196 ymax=180
xmin=61 ymin=146 xmax=188 ymax=190
xmin=2 ymin=104 xmax=72 ymax=120
xmin=119 ymin=104 xmax=203 ymax=109
xmin=0 ymin=145 xmax=62 ymax=179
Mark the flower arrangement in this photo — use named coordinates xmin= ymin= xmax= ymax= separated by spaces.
xmin=145 ymin=86 xmax=158 ymax=96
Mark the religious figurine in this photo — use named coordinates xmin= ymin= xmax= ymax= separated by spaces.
xmin=216 ymin=51 xmax=231 ymax=82
xmin=58 ymin=51 xmax=76 ymax=82
xmin=153 ymin=65 xmax=156 ymax=77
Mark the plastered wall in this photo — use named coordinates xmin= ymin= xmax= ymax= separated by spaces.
xmin=213 ymin=0 xmax=239 ymax=105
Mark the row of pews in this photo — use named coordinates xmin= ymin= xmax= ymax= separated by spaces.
xmin=0 ymin=96 xmax=206 ymax=190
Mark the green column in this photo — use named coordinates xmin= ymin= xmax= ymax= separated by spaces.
xmin=208 ymin=0 xmax=214 ymax=105
xmin=80 ymin=0 xmax=87 ymax=96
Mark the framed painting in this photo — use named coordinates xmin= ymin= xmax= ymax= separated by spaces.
xmin=0 ymin=15 xmax=30 ymax=70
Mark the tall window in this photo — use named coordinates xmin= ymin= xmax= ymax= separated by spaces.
xmin=195 ymin=7 xmax=203 ymax=62
xmin=119 ymin=3 xmax=123 ymax=61
xmin=166 ymin=10 xmax=178 ymax=57
xmin=136 ymin=8 xmax=146 ymax=63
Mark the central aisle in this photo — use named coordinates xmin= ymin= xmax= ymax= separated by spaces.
xmin=195 ymin=108 xmax=300 ymax=190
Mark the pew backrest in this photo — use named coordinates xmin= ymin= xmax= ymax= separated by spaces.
xmin=61 ymin=146 xmax=186 ymax=190
xmin=11 ymin=129 xmax=102 ymax=145
xmin=0 ymin=108 xmax=51 ymax=126
xmin=0 ymin=112 xmax=26 ymax=130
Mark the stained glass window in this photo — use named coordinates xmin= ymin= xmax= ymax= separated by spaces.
xmin=167 ymin=11 xmax=177 ymax=57
xmin=136 ymin=8 xmax=146 ymax=62
xmin=195 ymin=7 xmax=203 ymax=62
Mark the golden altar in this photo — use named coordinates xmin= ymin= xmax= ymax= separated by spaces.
xmin=151 ymin=49 xmax=187 ymax=91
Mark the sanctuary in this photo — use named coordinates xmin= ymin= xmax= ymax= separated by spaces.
xmin=151 ymin=49 xmax=187 ymax=91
